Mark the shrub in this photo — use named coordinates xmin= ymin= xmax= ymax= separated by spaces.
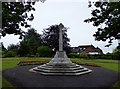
xmin=37 ymin=46 xmax=52 ymax=57
xmin=5 ymin=51 xmax=16 ymax=57
xmin=112 ymin=50 xmax=120 ymax=60
xmin=79 ymin=52 xmax=88 ymax=59
xmin=87 ymin=54 xmax=113 ymax=59
xmin=68 ymin=53 xmax=80 ymax=58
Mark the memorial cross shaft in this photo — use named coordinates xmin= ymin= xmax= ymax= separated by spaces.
xmin=59 ymin=26 xmax=63 ymax=51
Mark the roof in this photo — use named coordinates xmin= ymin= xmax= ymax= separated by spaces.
xmin=84 ymin=47 xmax=103 ymax=54
xmin=70 ymin=44 xmax=103 ymax=54
xmin=84 ymin=47 xmax=98 ymax=53
xmin=78 ymin=45 xmax=94 ymax=48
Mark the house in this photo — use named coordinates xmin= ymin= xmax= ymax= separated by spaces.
xmin=70 ymin=44 xmax=103 ymax=55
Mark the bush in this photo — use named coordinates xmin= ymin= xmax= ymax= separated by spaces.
xmin=37 ymin=46 xmax=52 ymax=57
xmin=112 ymin=49 xmax=120 ymax=60
xmin=87 ymin=53 xmax=114 ymax=59
xmin=79 ymin=52 xmax=88 ymax=59
xmin=5 ymin=51 xmax=16 ymax=57
xmin=68 ymin=53 xmax=80 ymax=58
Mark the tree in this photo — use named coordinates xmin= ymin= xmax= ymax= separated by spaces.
xmin=18 ymin=28 xmax=42 ymax=56
xmin=1 ymin=2 xmax=36 ymax=38
xmin=0 ymin=42 xmax=7 ymax=51
xmin=1 ymin=0 xmax=47 ymax=38
xmin=84 ymin=1 xmax=120 ymax=47
xmin=0 ymin=42 xmax=7 ymax=57
xmin=112 ymin=48 xmax=120 ymax=60
xmin=7 ymin=44 xmax=19 ymax=53
xmin=42 ymin=23 xmax=70 ymax=52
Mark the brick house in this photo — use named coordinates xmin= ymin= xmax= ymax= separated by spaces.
xmin=70 ymin=45 xmax=103 ymax=55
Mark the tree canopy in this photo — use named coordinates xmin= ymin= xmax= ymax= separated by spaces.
xmin=42 ymin=23 xmax=70 ymax=52
xmin=1 ymin=2 xmax=36 ymax=38
xmin=18 ymin=28 xmax=42 ymax=56
xmin=84 ymin=1 xmax=120 ymax=47
xmin=0 ymin=42 xmax=6 ymax=51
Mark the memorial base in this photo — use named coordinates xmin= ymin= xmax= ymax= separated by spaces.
xmin=29 ymin=51 xmax=92 ymax=75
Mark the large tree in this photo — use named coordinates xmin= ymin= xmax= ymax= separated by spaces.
xmin=7 ymin=44 xmax=19 ymax=53
xmin=1 ymin=0 xmax=46 ymax=38
xmin=42 ymin=23 xmax=70 ymax=53
xmin=84 ymin=1 xmax=120 ymax=47
xmin=0 ymin=42 xmax=7 ymax=51
xmin=18 ymin=28 xmax=42 ymax=56
xmin=1 ymin=2 xmax=35 ymax=38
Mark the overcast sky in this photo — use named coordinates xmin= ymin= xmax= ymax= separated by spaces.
xmin=0 ymin=0 xmax=118 ymax=53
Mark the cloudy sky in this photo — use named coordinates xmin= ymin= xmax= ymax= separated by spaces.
xmin=1 ymin=0 xmax=118 ymax=53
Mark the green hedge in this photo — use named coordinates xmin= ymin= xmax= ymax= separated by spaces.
xmin=68 ymin=53 xmax=80 ymax=58
xmin=37 ymin=46 xmax=52 ymax=57
xmin=68 ymin=52 xmax=116 ymax=59
xmin=5 ymin=51 xmax=16 ymax=57
xmin=87 ymin=54 xmax=113 ymax=59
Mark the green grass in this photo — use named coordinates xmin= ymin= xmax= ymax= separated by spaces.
xmin=113 ymin=81 xmax=120 ymax=87
xmin=71 ymin=58 xmax=119 ymax=72
xmin=2 ymin=57 xmax=51 ymax=70
xmin=1 ymin=57 xmax=120 ymax=88
xmin=93 ymin=62 xmax=119 ymax=72
xmin=2 ymin=77 xmax=14 ymax=88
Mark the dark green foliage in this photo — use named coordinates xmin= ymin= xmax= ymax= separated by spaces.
xmin=18 ymin=28 xmax=42 ymax=56
xmin=0 ymin=42 xmax=7 ymax=57
xmin=5 ymin=51 xmax=16 ymax=57
xmin=87 ymin=54 xmax=113 ymax=59
xmin=112 ymin=49 xmax=120 ymax=60
xmin=79 ymin=52 xmax=88 ymax=59
xmin=37 ymin=46 xmax=52 ymax=57
xmin=84 ymin=1 xmax=120 ymax=46
xmin=1 ymin=42 xmax=7 ymax=51
xmin=7 ymin=44 xmax=19 ymax=53
xmin=68 ymin=53 xmax=80 ymax=58
xmin=2 ymin=2 xmax=36 ymax=38
xmin=42 ymin=23 xmax=70 ymax=52
xmin=68 ymin=52 xmax=114 ymax=59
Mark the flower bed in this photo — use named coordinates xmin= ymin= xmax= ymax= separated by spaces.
xmin=18 ymin=61 xmax=100 ymax=67
xmin=17 ymin=61 xmax=48 ymax=66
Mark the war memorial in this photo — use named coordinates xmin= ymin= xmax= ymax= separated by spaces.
xmin=29 ymin=23 xmax=92 ymax=75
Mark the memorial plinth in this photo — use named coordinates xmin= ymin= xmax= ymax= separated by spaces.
xmin=29 ymin=23 xmax=92 ymax=75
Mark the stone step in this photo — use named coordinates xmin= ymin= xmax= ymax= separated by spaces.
xmin=29 ymin=51 xmax=92 ymax=75
xmin=37 ymin=66 xmax=84 ymax=70
xmin=38 ymin=70 xmax=92 ymax=75
xmin=40 ymin=64 xmax=80 ymax=68
xmin=33 ymin=67 xmax=89 ymax=73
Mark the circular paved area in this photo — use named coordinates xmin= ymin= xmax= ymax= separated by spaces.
xmin=2 ymin=65 xmax=119 ymax=88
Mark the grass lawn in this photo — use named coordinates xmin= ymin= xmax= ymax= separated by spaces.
xmin=2 ymin=57 xmax=51 ymax=70
xmin=2 ymin=77 xmax=14 ymax=88
xmin=76 ymin=59 xmax=119 ymax=72
xmin=1 ymin=57 xmax=120 ymax=88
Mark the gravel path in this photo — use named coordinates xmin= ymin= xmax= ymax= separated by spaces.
xmin=2 ymin=65 xmax=119 ymax=88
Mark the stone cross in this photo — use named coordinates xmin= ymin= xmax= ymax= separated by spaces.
xmin=58 ymin=23 xmax=64 ymax=51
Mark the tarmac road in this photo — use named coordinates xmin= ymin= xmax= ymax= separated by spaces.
xmin=2 ymin=65 xmax=119 ymax=89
